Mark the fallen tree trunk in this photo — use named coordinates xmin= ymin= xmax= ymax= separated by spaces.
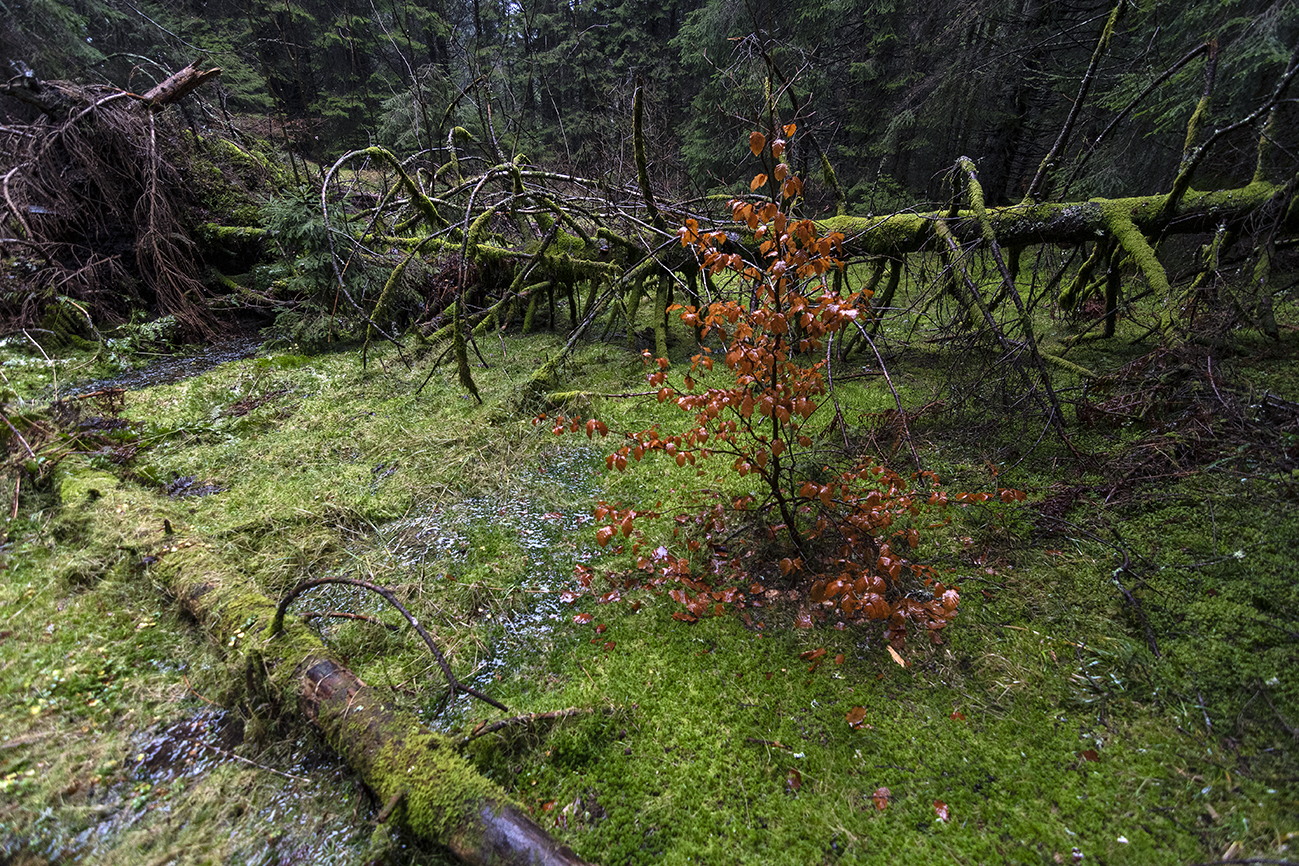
xmin=55 ymin=462 xmax=592 ymax=866
xmin=821 ymin=179 xmax=1295 ymax=258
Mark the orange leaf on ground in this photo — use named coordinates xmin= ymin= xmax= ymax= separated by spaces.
xmin=887 ymin=645 xmax=909 ymax=667
xmin=934 ymin=800 xmax=950 ymax=822
xmin=872 ymin=787 xmax=891 ymax=811
xmin=573 ymin=613 xmax=592 ymax=624
xmin=787 ymin=768 xmax=802 ymax=792
xmin=846 ymin=706 xmax=867 ymax=729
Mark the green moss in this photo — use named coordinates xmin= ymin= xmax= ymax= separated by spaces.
xmin=8 ymin=313 xmax=1297 ymax=866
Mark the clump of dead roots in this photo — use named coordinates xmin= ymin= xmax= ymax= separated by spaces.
xmin=1 ymin=75 xmax=226 ymax=340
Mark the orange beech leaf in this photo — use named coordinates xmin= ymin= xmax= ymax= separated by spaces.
xmin=595 ymin=623 xmax=607 ymax=634
xmin=934 ymin=800 xmax=950 ymax=822
xmin=787 ymin=768 xmax=802 ymax=792
xmin=886 ymin=645 xmax=908 ymax=667
xmin=794 ymin=608 xmax=814 ymax=628
xmin=750 ymin=173 xmax=768 ymax=191
xmin=783 ymin=123 xmax=797 ymax=137
xmin=749 ymin=131 xmax=766 ymax=156
xmin=1080 ymin=749 xmax=1099 ymax=762
xmin=771 ymin=139 xmax=785 ymax=159
xmin=846 ymin=706 xmax=867 ymax=728
xmin=773 ymin=163 xmax=788 ymax=182
xmin=595 ymin=526 xmax=615 ymax=547
xmin=799 ymin=648 xmax=826 ymax=662
xmin=834 ymin=653 xmax=845 ymax=665
xmin=672 ymin=611 xmax=697 ymax=623
xmin=573 ymin=612 xmax=593 ymax=624
xmin=950 ymin=710 xmax=967 ymax=722
xmin=872 ymin=787 xmax=891 ymax=811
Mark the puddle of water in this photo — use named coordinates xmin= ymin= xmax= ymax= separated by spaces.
xmin=132 ymin=708 xmax=244 ymax=780
xmin=59 ymin=336 xmax=264 ymax=397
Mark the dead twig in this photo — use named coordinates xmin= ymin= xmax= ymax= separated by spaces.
xmin=457 ymin=706 xmax=613 ymax=746
xmin=299 ymin=610 xmax=400 ymax=631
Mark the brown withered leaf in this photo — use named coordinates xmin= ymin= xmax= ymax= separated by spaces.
xmin=846 ymin=706 xmax=867 ymax=729
xmin=786 ymin=768 xmax=802 ymax=792
xmin=799 ymin=648 xmax=826 ymax=662
xmin=871 ymin=787 xmax=891 ymax=811
xmin=573 ymin=612 xmax=593 ymax=624
xmin=933 ymin=800 xmax=949 ymax=822
xmin=1080 ymin=749 xmax=1099 ymax=762
xmin=886 ymin=645 xmax=908 ymax=667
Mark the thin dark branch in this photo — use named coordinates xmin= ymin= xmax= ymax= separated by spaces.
xmin=271 ymin=576 xmax=508 ymax=712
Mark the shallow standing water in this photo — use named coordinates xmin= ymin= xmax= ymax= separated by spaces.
xmin=59 ymin=336 xmax=264 ymax=398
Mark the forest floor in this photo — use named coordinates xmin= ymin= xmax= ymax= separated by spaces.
xmin=0 ymin=308 xmax=1297 ymax=865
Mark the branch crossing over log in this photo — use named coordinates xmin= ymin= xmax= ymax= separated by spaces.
xmin=273 ymin=576 xmax=508 ymax=712
xmin=54 ymin=462 xmax=592 ymax=866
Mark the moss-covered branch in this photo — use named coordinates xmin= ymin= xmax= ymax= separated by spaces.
xmin=820 ymin=179 xmax=1294 ymax=259
xmin=54 ymin=462 xmax=591 ymax=866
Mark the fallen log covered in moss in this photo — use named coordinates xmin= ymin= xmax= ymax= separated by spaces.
xmin=54 ymin=462 xmax=592 ymax=866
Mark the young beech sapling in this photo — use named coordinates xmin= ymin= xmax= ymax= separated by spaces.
xmin=543 ymin=126 xmax=1023 ymax=645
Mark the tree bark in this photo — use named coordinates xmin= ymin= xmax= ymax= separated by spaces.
xmin=142 ymin=61 xmax=223 ymax=110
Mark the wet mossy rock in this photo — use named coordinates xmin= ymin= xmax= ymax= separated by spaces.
xmin=53 ymin=459 xmax=592 ymax=866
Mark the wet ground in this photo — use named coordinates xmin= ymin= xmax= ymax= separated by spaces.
xmin=303 ymin=446 xmax=604 ymax=729
xmin=59 ymin=336 xmax=265 ymax=398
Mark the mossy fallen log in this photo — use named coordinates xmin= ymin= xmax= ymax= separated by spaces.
xmin=54 ymin=462 xmax=591 ymax=866
xmin=820 ymin=180 xmax=1292 ymax=258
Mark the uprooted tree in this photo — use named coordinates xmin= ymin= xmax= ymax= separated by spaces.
xmin=0 ymin=63 xmax=244 ymax=342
